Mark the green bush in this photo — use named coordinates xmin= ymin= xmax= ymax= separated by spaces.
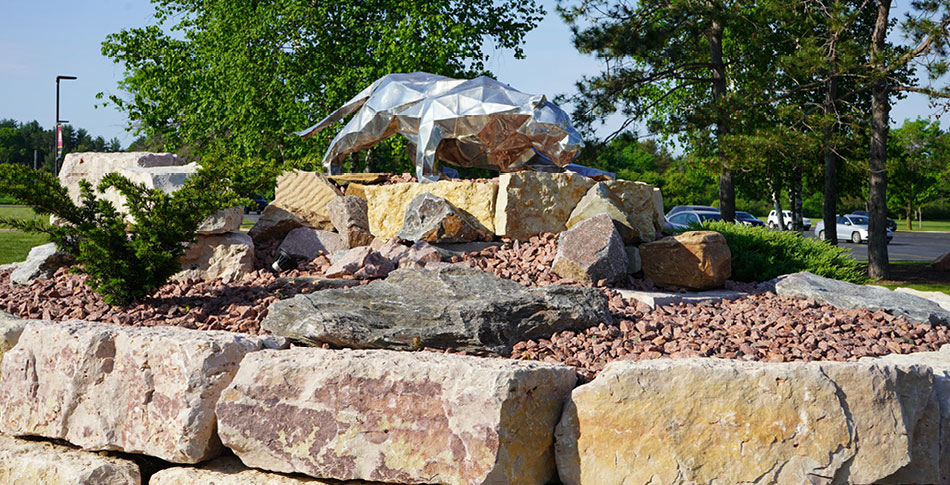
xmin=700 ymin=221 xmax=868 ymax=284
xmin=0 ymin=163 xmax=240 ymax=305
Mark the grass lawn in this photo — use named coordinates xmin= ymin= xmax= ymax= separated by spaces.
xmin=0 ymin=206 xmax=37 ymax=221
xmin=0 ymin=231 xmax=48 ymax=265
xmin=894 ymin=219 xmax=950 ymax=232
xmin=871 ymin=261 xmax=950 ymax=295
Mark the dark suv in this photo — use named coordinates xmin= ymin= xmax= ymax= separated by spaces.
xmin=245 ymin=194 xmax=269 ymax=214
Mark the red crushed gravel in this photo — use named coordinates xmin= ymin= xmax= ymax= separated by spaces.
xmin=3 ymin=232 xmax=949 ymax=381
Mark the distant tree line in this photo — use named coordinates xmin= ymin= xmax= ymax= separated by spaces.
xmin=0 ymin=119 xmax=122 ymax=173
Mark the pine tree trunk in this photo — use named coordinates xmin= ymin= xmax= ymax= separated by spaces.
xmin=790 ymin=164 xmax=803 ymax=231
xmin=708 ymin=18 xmax=735 ymax=222
xmin=868 ymin=0 xmax=891 ymax=280
xmin=822 ymin=41 xmax=839 ymax=245
xmin=772 ymin=182 xmax=786 ymax=231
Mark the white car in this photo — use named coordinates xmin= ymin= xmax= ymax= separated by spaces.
xmin=767 ymin=210 xmax=812 ymax=231
xmin=814 ymin=214 xmax=893 ymax=244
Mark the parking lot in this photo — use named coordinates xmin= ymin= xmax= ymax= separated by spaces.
xmin=804 ymin=229 xmax=950 ymax=262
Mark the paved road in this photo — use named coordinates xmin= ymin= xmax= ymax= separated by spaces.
xmin=804 ymin=230 xmax=949 ymax=262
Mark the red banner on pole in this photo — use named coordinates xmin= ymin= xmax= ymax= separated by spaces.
xmin=56 ymin=124 xmax=63 ymax=160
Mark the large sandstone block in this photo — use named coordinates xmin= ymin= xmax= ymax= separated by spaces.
xmin=0 ymin=320 xmax=285 ymax=464
xmin=494 ymin=171 xmax=595 ymax=240
xmin=151 ymin=457 xmax=326 ymax=484
xmin=365 ymin=180 xmax=497 ymax=239
xmin=58 ymin=151 xmax=186 ymax=205
xmin=175 ymin=232 xmax=254 ymax=283
xmin=0 ymin=312 xmax=27 ymax=370
xmin=273 ymin=170 xmax=344 ymax=229
xmin=555 ymin=358 xmax=937 ymax=485
xmin=639 ymin=230 xmax=731 ymax=290
xmin=864 ymin=348 xmax=950 ymax=484
xmin=216 ymin=348 xmax=576 ymax=485
xmin=0 ymin=435 xmax=141 ymax=485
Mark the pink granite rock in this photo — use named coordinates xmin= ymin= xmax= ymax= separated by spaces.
xmin=553 ymin=213 xmax=627 ymax=284
xmin=324 ymin=246 xmax=394 ymax=279
xmin=0 ymin=320 xmax=284 ymax=464
xmin=402 ymin=240 xmax=443 ymax=268
xmin=216 ymin=348 xmax=576 ymax=484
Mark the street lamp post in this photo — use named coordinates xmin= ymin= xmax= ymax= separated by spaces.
xmin=55 ymin=75 xmax=77 ymax=175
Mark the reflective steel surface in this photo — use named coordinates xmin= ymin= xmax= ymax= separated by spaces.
xmin=297 ymin=72 xmax=584 ymax=182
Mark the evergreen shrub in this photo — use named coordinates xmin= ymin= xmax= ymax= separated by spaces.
xmin=700 ymin=221 xmax=868 ymax=284
xmin=0 ymin=163 xmax=240 ymax=305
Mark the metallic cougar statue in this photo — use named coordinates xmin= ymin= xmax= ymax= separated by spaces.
xmin=297 ymin=72 xmax=584 ymax=182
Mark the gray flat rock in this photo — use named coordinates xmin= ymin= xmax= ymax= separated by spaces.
xmin=616 ymin=288 xmax=744 ymax=309
xmin=766 ymin=272 xmax=950 ymax=325
xmin=262 ymin=266 xmax=612 ymax=355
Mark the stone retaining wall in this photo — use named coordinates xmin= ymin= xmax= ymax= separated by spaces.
xmin=2 ymin=318 xmax=950 ymax=484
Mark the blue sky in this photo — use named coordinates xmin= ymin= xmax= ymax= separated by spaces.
xmin=0 ymin=0 xmax=945 ymax=149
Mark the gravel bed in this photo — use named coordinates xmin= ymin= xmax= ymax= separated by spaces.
xmin=2 ymin=233 xmax=948 ymax=381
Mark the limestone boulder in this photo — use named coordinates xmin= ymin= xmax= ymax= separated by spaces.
xmin=651 ymin=187 xmax=665 ymax=236
xmin=262 ymin=266 xmax=611 ymax=355
xmin=196 ymin=206 xmax=244 ymax=235
xmin=248 ymin=202 xmax=311 ymax=245
xmin=174 ymin=232 xmax=254 ymax=283
xmin=494 ymin=171 xmax=596 ymax=240
xmin=324 ymin=246 xmax=394 ymax=279
xmin=10 ymin=243 xmax=75 ymax=286
xmin=327 ymin=195 xmax=374 ymax=248
xmin=151 ymin=457 xmax=327 ymax=484
xmin=553 ymin=213 xmax=627 ymax=284
xmin=0 ymin=435 xmax=141 ymax=485
xmin=639 ymin=230 xmax=732 ymax=290
xmin=566 ymin=183 xmax=635 ymax=243
xmin=599 ymin=180 xmax=661 ymax=243
xmin=768 ymin=272 xmax=950 ymax=325
xmin=278 ymin=228 xmax=346 ymax=262
xmin=365 ymin=180 xmax=497 ymax=239
xmin=397 ymin=192 xmax=484 ymax=243
xmin=625 ymin=245 xmax=642 ymax=274
xmin=0 ymin=320 xmax=285 ymax=464
xmin=555 ymin=358 xmax=938 ymax=485
xmin=896 ymin=287 xmax=950 ymax=312
xmin=216 ymin=347 xmax=576 ymax=485
xmin=58 ymin=151 xmax=186 ymax=205
xmin=272 ymin=170 xmax=344 ymax=229
xmin=934 ymin=252 xmax=950 ymax=271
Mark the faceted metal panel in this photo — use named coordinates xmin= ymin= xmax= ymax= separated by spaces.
xmin=297 ymin=72 xmax=584 ymax=182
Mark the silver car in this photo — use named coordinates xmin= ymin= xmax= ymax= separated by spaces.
xmin=814 ymin=215 xmax=893 ymax=244
xmin=665 ymin=210 xmax=723 ymax=231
